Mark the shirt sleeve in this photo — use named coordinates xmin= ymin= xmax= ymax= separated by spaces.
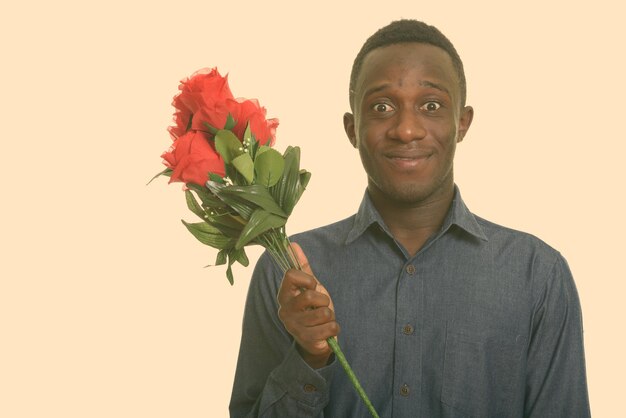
xmin=229 ymin=251 xmax=337 ymax=418
xmin=524 ymin=254 xmax=591 ymax=417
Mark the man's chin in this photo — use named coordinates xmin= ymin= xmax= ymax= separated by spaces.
xmin=371 ymin=179 xmax=452 ymax=206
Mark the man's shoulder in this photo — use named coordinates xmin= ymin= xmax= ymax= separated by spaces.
xmin=472 ymin=213 xmax=564 ymax=264
xmin=289 ymin=214 xmax=356 ymax=249
xmin=252 ymin=215 xmax=357 ymax=284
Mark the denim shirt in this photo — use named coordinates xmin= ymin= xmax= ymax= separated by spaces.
xmin=229 ymin=187 xmax=591 ymax=417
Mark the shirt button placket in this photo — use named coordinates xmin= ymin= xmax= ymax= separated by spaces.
xmin=395 ymin=260 xmax=420 ymax=413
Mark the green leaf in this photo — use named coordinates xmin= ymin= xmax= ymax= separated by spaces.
xmin=204 ymin=212 xmax=245 ymax=238
xmin=243 ymin=122 xmax=252 ymax=143
xmin=270 ymin=146 xmax=302 ymax=216
xmin=249 ymin=136 xmax=259 ymax=159
xmin=295 ymin=170 xmax=312 ymax=207
xmin=185 ymin=190 xmax=207 ymax=220
xmin=216 ymin=249 xmax=228 ymax=266
xmin=224 ymin=113 xmax=236 ymax=131
xmin=233 ymin=248 xmax=249 ymax=267
xmin=186 ymin=183 xmax=226 ymax=208
xmin=202 ymin=121 xmax=218 ymax=135
xmin=209 ymin=211 xmax=245 ymax=228
xmin=256 ymin=145 xmax=271 ymax=157
xmin=220 ymin=198 xmax=255 ymax=220
xmin=224 ymin=248 xmax=249 ymax=285
xmin=186 ymin=114 xmax=194 ymax=132
xmin=219 ymin=184 xmax=287 ymax=217
xmin=209 ymin=173 xmax=225 ymax=184
xmin=235 ymin=209 xmax=287 ymax=249
xmin=181 ymin=220 xmax=236 ymax=250
xmin=224 ymin=163 xmax=243 ymax=185
xmin=226 ymin=262 xmax=234 ymax=285
xmin=232 ymin=153 xmax=254 ymax=184
xmin=146 ymin=167 xmax=172 ymax=185
xmin=215 ymin=130 xmax=243 ymax=163
xmin=206 ymin=182 xmax=255 ymax=220
xmin=254 ymin=148 xmax=284 ymax=187
xmin=299 ymin=170 xmax=311 ymax=190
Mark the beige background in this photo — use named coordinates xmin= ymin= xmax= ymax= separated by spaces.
xmin=1 ymin=0 xmax=624 ymax=416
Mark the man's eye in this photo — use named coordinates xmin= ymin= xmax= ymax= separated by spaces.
xmin=421 ymin=101 xmax=441 ymax=112
xmin=373 ymin=103 xmax=394 ymax=112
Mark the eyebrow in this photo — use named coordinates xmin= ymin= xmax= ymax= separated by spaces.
xmin=361 ymin=83 xmax=392 ymax=99
xmin=419 ymin=80 xmax=450 ymax=96
xmin=361 ymin=80 xmax=451 ymax=100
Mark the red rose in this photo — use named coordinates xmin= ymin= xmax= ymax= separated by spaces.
xmin=168 ymin=68 xmax=234 ymax=139
xmin=168 ymin=68 xmax=279 ymax=146
xmin=161 ymin=130 xmax=225 ymax=186
xmin=227 ymin=98 xmax=279 ymax=146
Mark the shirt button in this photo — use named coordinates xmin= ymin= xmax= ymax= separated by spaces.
xmin=303 ymin=383 xmax=317 ymax=393
xmin=400 ymin=383 xmax=410 ymax=396
xmin=402 ymin=324 xmax=414 ymax=335
xmin=406 ymin=264 xmax=416 ymax=275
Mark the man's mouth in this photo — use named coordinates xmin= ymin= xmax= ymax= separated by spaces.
xmin=385 ymin=151 xmax=431 ymax=169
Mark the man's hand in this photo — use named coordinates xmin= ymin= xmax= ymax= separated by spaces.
xmin=277 ymin=243 xmax=339 ymax=369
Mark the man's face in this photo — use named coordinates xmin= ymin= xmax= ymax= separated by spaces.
xmin=344 ymin=42 xmax=473 ymax=206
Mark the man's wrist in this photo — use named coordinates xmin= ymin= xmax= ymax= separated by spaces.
xmin=296 ymin=344 xmax=334 ymax=369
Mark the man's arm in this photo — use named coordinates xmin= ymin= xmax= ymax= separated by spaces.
xmin=229 ymin=247 xmax=338 ymax=417
xmin=524 ymin=254 xmax=591 ymax=417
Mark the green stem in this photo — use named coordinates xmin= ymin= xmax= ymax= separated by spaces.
xmin=326 ymin=337 xmax=379 ymax=418
xmin=264 ymin=230 xmax=380 ymax=418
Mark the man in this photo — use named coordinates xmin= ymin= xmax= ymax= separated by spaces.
xmin=230 ymin=20 xmax=590 ymax=417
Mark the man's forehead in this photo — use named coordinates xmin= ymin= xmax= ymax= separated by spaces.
xmin=362 ymin=42 xmax=454 ymax=73
xmin=356 ymin=43 xmax=458 ymax=91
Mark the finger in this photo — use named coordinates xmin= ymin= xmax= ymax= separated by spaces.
xmin=313 ymin=281 xmax=334 ymax=311
xmin=297 ymin=306 xmax=335 ymax=327
xmin=294 ymin=322 xmax=341 ymax=353
xmin=277 ymin=270 xmax=318 ymax=304
xmin=291 ymin=289 xmax=331 ymax=311
xmin=278 ymin=290 xmax=331 ymax=324
xmin=290 ymin=242 xmax=315 ymax=279
xmin=281 ymin=308 xmax=330 ymax=330
xmin=289 ymin=243 xmax=336 ymax=311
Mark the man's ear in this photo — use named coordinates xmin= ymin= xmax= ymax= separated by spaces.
xmin=343 ymin=112 xmax=357 ymax=148
xmin=457 ymin=106 xmax=474 ymax=143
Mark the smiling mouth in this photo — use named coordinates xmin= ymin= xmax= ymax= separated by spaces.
xmin=385 ymin=152 xmax=431 ymax=169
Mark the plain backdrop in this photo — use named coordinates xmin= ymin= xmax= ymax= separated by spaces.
xmin=1 ymin=1 xmax=624 ymax=416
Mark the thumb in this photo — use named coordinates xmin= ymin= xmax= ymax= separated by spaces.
xmin=289 ymin=242 xmax=315 ymax=278
xmin=290 ymin=242 xmax=334 ymax=312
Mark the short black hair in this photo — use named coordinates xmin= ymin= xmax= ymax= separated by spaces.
xmin=349 ymin=19 xmax=467 ymax=110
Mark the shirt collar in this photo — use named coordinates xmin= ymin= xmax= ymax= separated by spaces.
xmin=345 ymin=185 xmax=488 ymax=245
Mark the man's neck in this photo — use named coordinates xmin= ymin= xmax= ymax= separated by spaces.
xmin=369 ymin=185 xmax=454 ymax=257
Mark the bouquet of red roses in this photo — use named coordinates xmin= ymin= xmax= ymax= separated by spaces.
xmin=152 ymin=68 xmax=310 ymax=284
xmin=153 ymin=68 xmax=379 ymax=417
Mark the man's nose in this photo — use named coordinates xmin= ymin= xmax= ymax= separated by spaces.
xmin=390 ymin=108 xmax=427 ymax=142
